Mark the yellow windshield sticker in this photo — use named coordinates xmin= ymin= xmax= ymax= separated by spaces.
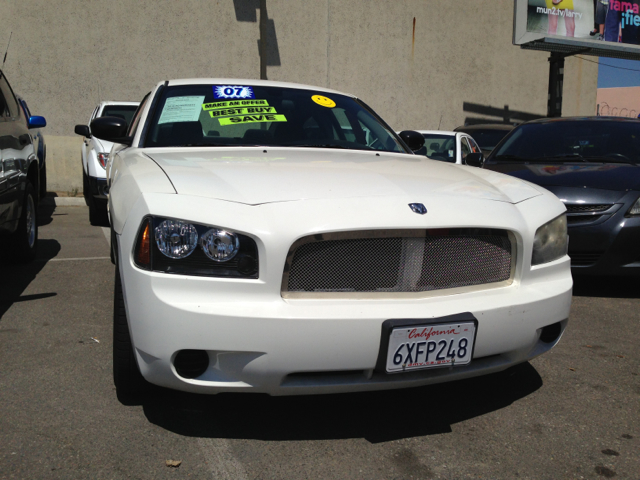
xmin=203 ymin=99 xmax=269 ymax=111
xmin=311 ymin=95 xmax=336 ymax=108
xmin=218 ymin=114 xmax=287 ymax=126
xmin=209 ymin=106 xmax=277 ymax=118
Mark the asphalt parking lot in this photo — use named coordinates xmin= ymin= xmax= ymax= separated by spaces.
xmin=0 ymin=204 xmax=638 ymax=480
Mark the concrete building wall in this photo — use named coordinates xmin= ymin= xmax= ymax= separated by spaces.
xmin=0 ymin=0 xmax=598 ymax=192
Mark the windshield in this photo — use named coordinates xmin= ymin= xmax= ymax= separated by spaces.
xmin=492 ymin=121 xmax=640 ymax=163
xmin=143 ymin=84 xmax=407 ymax=152
xmin=464 ymin=129 xmax=510 ymax=150
xmin=420 ymin=134 xmax=456 ymax=162
xmin=102 ymin=105 xmax=138 ymax=126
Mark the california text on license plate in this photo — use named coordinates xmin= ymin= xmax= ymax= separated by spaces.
xmin=386 ymin=322 xmax=476 ymax=373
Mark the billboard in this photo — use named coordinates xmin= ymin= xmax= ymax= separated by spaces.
xmin=514 ymin=0 xmax=640 ymax=58
xmin=526 ymin=0 xmax=594 ymax=39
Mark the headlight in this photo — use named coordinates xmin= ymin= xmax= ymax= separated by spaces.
xmin=200 ymin=229 xmax=239 ymax=262
xmin=155 ymin=219 xmax=198 ymax=259
xmin=97 ymin=152 xmax=109 ymax=169
xmin=134 ymin=216 xmax=258 ymax=278
xmin=627 ymin=197 xmax=640 ymax=216
xmin=532 ymin=214 xmax=568 ymax=266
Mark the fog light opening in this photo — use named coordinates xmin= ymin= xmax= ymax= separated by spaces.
xmin=539 ymin=322 xmax=562 ymax=344
xmin=174 ymin=350 xmax=210 ymax=379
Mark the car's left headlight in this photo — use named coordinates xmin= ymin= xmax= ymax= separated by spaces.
xmin=133 ymin=216 xmax=259 ymax=278
xmin=532 ymin=214 xmax=568 ymax=266
xmin=627 ymin=197 xmax=640 ymax=216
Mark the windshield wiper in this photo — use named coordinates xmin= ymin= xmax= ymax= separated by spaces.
xmin=493 ymin=154 xmax=528 ymax=162
xmin=580 ymin=155 xmax=640 ymax=166
xmin=545 ymin=153 xmax=588 ymax=162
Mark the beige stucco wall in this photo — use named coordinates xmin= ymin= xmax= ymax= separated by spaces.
xmin=0 ymin=0 xmax=598 ymax=192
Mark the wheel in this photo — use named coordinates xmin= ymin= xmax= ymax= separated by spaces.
xmin=110 ymin=224 xmax=116 ymax=265
xmin=82 ymin=168 xmax=91 ymax=207
xmin=8 ymin=181 xmax=38 ymax=263
xmin=113 ymin=265 xmax=149 ymax=396
xmin=88 ymin=197 xmax=109 ymax=227
xmin=39 ymin=163 xmax=47 ymax=200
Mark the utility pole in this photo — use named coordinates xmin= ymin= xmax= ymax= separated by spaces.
xmin=260 ymin=0 xmax=267 ymax=80
xmin=546 ymin=49 xmax=589 ymax=118
xmin=547 ymin=53 xmax=565 ymax=118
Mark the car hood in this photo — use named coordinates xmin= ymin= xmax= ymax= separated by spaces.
xmin=144 ymin=148 xmax=542 ymax=205
xmin=486 ymin=162 xmax=640 ymax=191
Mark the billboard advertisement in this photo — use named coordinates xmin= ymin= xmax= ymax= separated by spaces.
xmin=526 ymin=0 xmax=594 ymax=38
xmin=514 ymin=0 xmax=640 ymax=56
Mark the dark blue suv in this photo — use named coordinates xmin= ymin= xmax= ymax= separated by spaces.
xmin=0 ymin=70 xmax=46 ymax=263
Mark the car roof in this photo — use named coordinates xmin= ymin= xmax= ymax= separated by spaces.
xmin=165 ymin=78 xmax=352 ymax=97
xmin=454 ymin=124 xmax=515 ymax=132
xmin=412 ymin=130 xmax=457 ymax=136
xmin=99 ymin=101 xmax=140 ymax=107
xmin=524 ymin=116 xmax=640 ymax=125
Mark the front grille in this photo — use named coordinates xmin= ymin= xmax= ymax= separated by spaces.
xmin=569 ymin=251 xmax=603 ymax=266
xmin=567 ymin=214 xmax=604 ymax=225
xmin=565 ymin=204 xmax=612 ymax=213
xmin=282 ymin=229 xmax=514 ymax=296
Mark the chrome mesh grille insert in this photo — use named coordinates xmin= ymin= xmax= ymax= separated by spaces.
xmin=283 ymin=229 xmax=513 ymax=295
xmin=565 ymin=204 xmax=612 ymax=213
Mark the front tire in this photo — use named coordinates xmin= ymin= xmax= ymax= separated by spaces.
xmin=39 ymin=163 xmax=47 ymax=200
xmin=113 ymin=265 xmax=149 ymax=396
xmin=9 ymin=182 xmax=38 ymax=263
xmin=88 ymin=197 xmax=109 ymax=227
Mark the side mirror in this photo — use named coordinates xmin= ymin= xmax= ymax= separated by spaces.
xmin=399 ymin=130 xmax=425 ymax=152
xmin=75 ymin=124 xmax=91 ymax=137
xmin=465 ymin=152 xmax=484 ymax=168
xmin=28 ymin=116 xmax=46 ymax=129
xmin=90 ymin=116 xmax=132 ymax=146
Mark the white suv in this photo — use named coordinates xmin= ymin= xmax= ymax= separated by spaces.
xmin=75 ymin=101 xmax=139 ymax=226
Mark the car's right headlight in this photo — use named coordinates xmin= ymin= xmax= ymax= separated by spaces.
xmin=627 ymin=197 xmax=640 ymax=216
xmin=532 ymin=214 xmax=568 ymax=266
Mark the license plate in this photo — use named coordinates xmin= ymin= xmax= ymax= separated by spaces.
xmin=386 ymin=321 xmax=476 ymax=373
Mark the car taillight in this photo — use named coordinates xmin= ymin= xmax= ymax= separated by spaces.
xmin=97 ymin=152 xmax=109 ymax=169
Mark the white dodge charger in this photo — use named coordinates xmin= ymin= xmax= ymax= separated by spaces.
xmin=92 ymin=79 xmax=572 ymax=397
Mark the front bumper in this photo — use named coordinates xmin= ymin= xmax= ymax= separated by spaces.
xmin=121 ymin=253 xmax=572 ymax=396
xmin=568 ymin=200 xmax=640 ymax=276
xmin=88 ymin=175 xmax=108 ymax=212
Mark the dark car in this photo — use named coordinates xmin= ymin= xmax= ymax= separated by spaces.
xmin=17 ymin=96 xmax=47 ymax=199
xmin=0 ymin=70 xmax=46 ymax=263
xmin=454 ymin=124 xmax=514 ymax=157
xmin=483 ymin=117 xmax=640 ymax=276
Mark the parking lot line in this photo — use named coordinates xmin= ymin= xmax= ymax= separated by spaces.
xmin=101 ymin=227 xmax=110 ymax=245
xmin=197 ymin=438 xmax=248 ymax=479
xmin=47 ymin=256 xmax=111 ymax=262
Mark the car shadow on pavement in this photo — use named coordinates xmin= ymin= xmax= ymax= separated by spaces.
xmin=38 ymin=200 xmax=56 ymax=227
xmin=0 ymin=204 xmax=61 ymax=320
xmin=0 ymin=238 xmax=60 ymax=320
xmin=572 ymin=275 xmax=640 ymax=299
xmin=140 ymin=362 xmax=541 ymax=443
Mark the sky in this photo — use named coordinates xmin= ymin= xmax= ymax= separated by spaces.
xmin=597 ymin=57 xmax=640 ymax=88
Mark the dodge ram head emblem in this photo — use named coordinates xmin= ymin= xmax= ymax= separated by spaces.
xmin=409 ymin=203 xmax=427 ymax=215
